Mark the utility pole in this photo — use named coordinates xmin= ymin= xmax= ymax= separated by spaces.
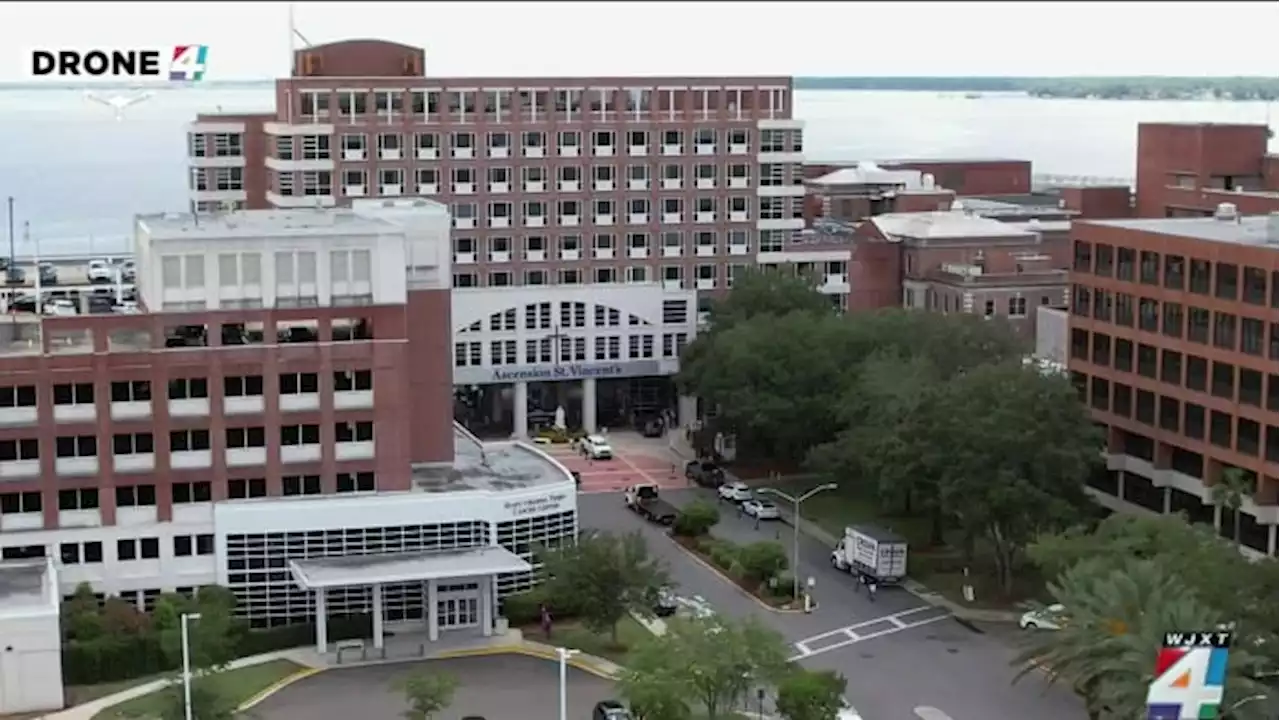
xmin=6 ymin=196 xmax=14 ymax=267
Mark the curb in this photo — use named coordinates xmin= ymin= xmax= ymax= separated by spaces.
xmin=436 ymin=644 xmax=621 ymax=680
xmin=664 ymin=533 xmax=809 ymax=615
xmin=236 ymin=666 xmax=325 ymax=711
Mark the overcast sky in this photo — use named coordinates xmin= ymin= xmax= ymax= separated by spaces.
xmin=1 ymin=1 xmax=1277 ymax=80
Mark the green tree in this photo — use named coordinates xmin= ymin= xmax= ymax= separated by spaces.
xmin=1210 ymin=467 xmax=1254 ymax=544
xmin=395 ymin=671 xmax=458 ymax=720
xmin=621 ymin=615 xmax=790 ymax=720
xmin=538 ymin=531 xmax=668 ymax=642
xmin=154 ymin=588 xmax=243 ymax=674
xmin=775 ymin=669 xmax=847 ymax=720
xmin=673 ymin=500 xmax=720 ymax=538
xmin=156 ymin=677 xmax=240 ymax=720
xmin=1013 ymin=558 xmax=1270 ymax=720
xmin=700 ymin=267 xmax=833 ymax=335
xmin=928 ymin=362 xmax=1098 ymax=592
xmin=735 ymin=541 xmax=789 ymax=586
xmin=1028 ymin=514 xmax=1279 ymax=675
xmin=61 ymin=582 xmax=105 ymax=641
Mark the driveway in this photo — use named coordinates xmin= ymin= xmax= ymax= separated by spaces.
xmin=578 ymin=488 xmax=1086 ymax=720
xmin=253 ymin=655 xmax=616 ymax=720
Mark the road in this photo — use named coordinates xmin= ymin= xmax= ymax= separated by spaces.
xmin=254 ymin=654 xmax=616 ymax=719
xmin=579 ymin=488 xmax=1086 ymax=720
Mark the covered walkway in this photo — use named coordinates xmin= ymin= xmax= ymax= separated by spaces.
xmin=290 ymin=546 xmax=532 ymax=654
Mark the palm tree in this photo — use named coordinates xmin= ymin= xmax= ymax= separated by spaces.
xmin=1012 ymin=558 xmax=1269 ymax=719
xmin=1210 ymin=468 xmax=1253 ymax=545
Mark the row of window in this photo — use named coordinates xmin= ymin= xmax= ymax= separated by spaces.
xmin=0 ymin=371 xmax=374 ymax=409
xmin=56 ymin=534 xmax=216 ymax=565
xmin=454 ymin=332 xmax=691 ymax=367
xmin=0 ymin=423 xmax=373 ymax=462
xmin=291 ymin=87 xmax=791 ymax=123
xmin=452 ymin=229 xmax=779 ymax=257
xmin=1070 ymin=329 xmax=1280 ymax=411
xmin=260 ymin=128 xmax=790 ymax=161
xmin=330 ymin=161 xmax=798 ymax=190
xmin=454 ymin=262 xmax=760 ymax=291
xmin=1074 ymin=372 xmax=1279 ymax=463
xmin=0 ymin=472 xmax=379 ymax=516
xmin=464 ymin=300 xmax=691 ymax=333
xmin=8 ymin=375 xmax=373 ymax=413
xmin=1072 ymin=241 xmax=1278 ymax=308
xmin=1070 ymin=285 xmax=1279 ymax=360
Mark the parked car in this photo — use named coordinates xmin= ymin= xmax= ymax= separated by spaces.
xmin=6 ymin=294 xmax=37 ymax=313
xmin=43 ymin=299 xmax=78 ymax=316
xmin=114 ymin=300 xmax=141 ymax=314
xmin=741 ymin=499 xmax=780 ymax=520
xmin=580 ymin=434 xmax=614 ymax=460
xmin=4 ymin=267 xmax=25 ymax=285
xmin=121 ymin=260 xmax=137 ymax=282
xmin=86 ymin=259 xmax=115 ymax=283
xmin=1019 ymin=603 xmax=1066 ymax=631
xmin=592 ymin=700 xmax=633 ymax=720
xmin=38 ymin=262 xmax=58 ymax=285
xmin=685 ymin=459 xmax=725 ymax=487
xmin=717 ymin=481 xmax=753 ymax=503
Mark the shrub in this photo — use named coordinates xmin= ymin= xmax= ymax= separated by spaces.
xmin=766 ymin=573 xmax=798 ymax=599
xmin=673 ymin=500 xmax=720 ymax=537
xmin=500 ymin=589 xmax=549 ymax=626
xmin=707 ymin=540 xmax=740 ymax=570
xmin=737 ymin=541 xmax=789 ymax=585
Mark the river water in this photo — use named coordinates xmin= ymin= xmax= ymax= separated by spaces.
xmin=0 ymin=88 xmax=1274 ymax=256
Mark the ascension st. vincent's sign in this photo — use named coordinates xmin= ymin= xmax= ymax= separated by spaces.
xmin=492 ymin=363 xmax=629 ymax=382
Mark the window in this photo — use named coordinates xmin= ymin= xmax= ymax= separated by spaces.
xmin=110 ymin=380 xmax=151 ymax=402
xmin=1239 ymin=368 xmax=1263 ymax=407
xmin=168 ymin=378 xmax=209 ymax=400
xmin=0 ymin=385 xmax=37 ymax=408
xmin=1093 ymin=244 xmax=1114 ymax=276
xmin=281 ymin=425 xmax=321 ymax=446
xmin=283 ymin=475 xmax=321 ymax=496
xmin=337 ymin=472 xmax=376 ymax=493
xmin=1241 ymin=318 xmax=1265 ymax=356
xmin=1159 ymin=350 xmax=1182 ymax=386
xmin=1188 ymin=259 xmax=1211 ymax=294
xmin=0 ymin=491 xmax=42 ymax=515
xmin=1138 ymin=298 xmax=1159 ymax=332
xmin=226 ymin=426 xmax=267 ymax=448
xmin=1212 ymin=312 xmax=1237 ymax=350
xmin=1162 ymin=255 xmax=1184 ymax=290
xmin=1187 ymin=307 xmax=1210 ymax=344
xmin=1114 ymin=339 xmax=1134 ymax=372
xmin=1116 ymin=247 xmax=1135 ymax=281
xmin=117 ymin=538 xmax=160 ymax=561
xmin=224 ymin=375 xmax=264 ymax=397
xmin=1209 ymin=410 xmax=1232 ymax=448
xmin=1210 ymin=362 xmax=1235 ymax=400
xmin=173 ymin=534 xmax=215 ymax=557
xmin=1090 ymin=333 xmax=1111 ymax=367
xmin=227 ymin=478 xmax=267 ymax=499
xmin=1213 ymin=263 xmax=1238 ymax=301
xmin=0 ymin=438 xmax=39 ymax=462
xmin=1137 ymin=344 xmax=1157 ymax=379
xmin=1138 ymin=251 xmax=1160 ymax=285
xmin=1183 ymin=403 xmax=1206 ymax=440
xmin=112 ymin=432 xmax=154 ymax=455
xmin=1241 ymin=266 xmax=1267 ymax=305
xmin=279 ymin=372 xmax=319 ymax=395
xmin=60 ymin=541 xmax=103 ymax=565
xmin=1073 ymin=242 xmax=1093 ymax=272
xmin=58 ymin=488 xmax=98 ymax=511
xmin=1185 ymin=355 xmax=1208 ymax=392
xmin=334 ymin=369 xmax=373 ymax=392
xmin=52 ymin=383 xmax=94 ymax=405
xmin=1161 ymin=302 xmax=1183 ymax=339
xmin=1007 ymin=296 xmax=1027 ymax=317
xmin=1158 ymin=396 xmax=1180 ymax=432
xmin=1135 ymin=390 xmax=1155 ymax=425
xmin=169 ymin=429 xmax=211 ymax=452
xmin=1115 ymin=293 xmax=1134 ymax=326
xmin=115 ymin=485 xmax=157 ymax=507
xmin=172 ymin=481 xmax=212 ymax=504
xmin=55 ymin=435 xmax=97 ymax=458
xmin=1113 ymin=383 xmax=1133 ymax=418
xmin=1089 ymin=376 xmax=1110 ymax=411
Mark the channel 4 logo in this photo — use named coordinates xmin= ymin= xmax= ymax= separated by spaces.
xmin=32 ymin=45 xmax=208 ymax=81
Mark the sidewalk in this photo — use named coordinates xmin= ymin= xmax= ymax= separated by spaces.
xmin=775 ymin=505 xmax=1021 ymax=624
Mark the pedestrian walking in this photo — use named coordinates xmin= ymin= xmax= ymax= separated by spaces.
xmin=867 ymin=579 xmax=878 ymax=602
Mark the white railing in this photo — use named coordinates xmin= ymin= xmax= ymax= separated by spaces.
xmin=1033 ymin=174 xmax=1134 ymax=190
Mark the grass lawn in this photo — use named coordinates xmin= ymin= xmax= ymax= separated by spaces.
xmin=65 ymin=674 xmax=168 ymax=708
xmin=522 ymin=614 xmax=654 ymax=664
xmin=91 ymin=659 xmax=303 ymax=720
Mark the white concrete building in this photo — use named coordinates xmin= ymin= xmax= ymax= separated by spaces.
xmin=0 ymin=558 xmax=63 ymax=715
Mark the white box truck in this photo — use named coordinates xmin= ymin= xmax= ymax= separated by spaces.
xmin=830 ymin=524 xmax=908 ymax=584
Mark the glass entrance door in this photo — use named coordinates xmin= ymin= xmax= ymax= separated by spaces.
xmin=437 ymin=594 xmax=480 ymax=630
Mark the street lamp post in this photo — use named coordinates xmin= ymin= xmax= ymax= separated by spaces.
xmin=180 ymin=612 xmax=202 ymax=720
xmin=760 ymin=480 xmax=838 ymax=601
xmin=556 ymin=646 xmax=579 ymax=720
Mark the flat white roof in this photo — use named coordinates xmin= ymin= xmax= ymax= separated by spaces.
xmin=289 ymin=546 xmax=532 ymax=589
xmin=137 ymin=209 xmax=402 ymax=241
xmin=872 ymin=210 xmax=1035 ymax=240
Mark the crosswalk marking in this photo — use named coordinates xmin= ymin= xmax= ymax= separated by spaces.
xmin=790 ymin=606 xmax=952 ymax=661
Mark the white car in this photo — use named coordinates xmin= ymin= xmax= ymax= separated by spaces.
xmin=741 ymin=499 xmax=780 ymax=520
xmin=718 ymin=481 xmax=752 ymax=502
xmin=114 ymin=301 xmax=141 ymax=314
xmin=86 ymin=260 xmax=115 ymax=283
xmin=580 ymin=434 xmax=613 ymax=460
xmin=1019 ymin=603 xmax=1066 ymax=631
xmin=42 ymin=299 xmax=78 ymax=316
